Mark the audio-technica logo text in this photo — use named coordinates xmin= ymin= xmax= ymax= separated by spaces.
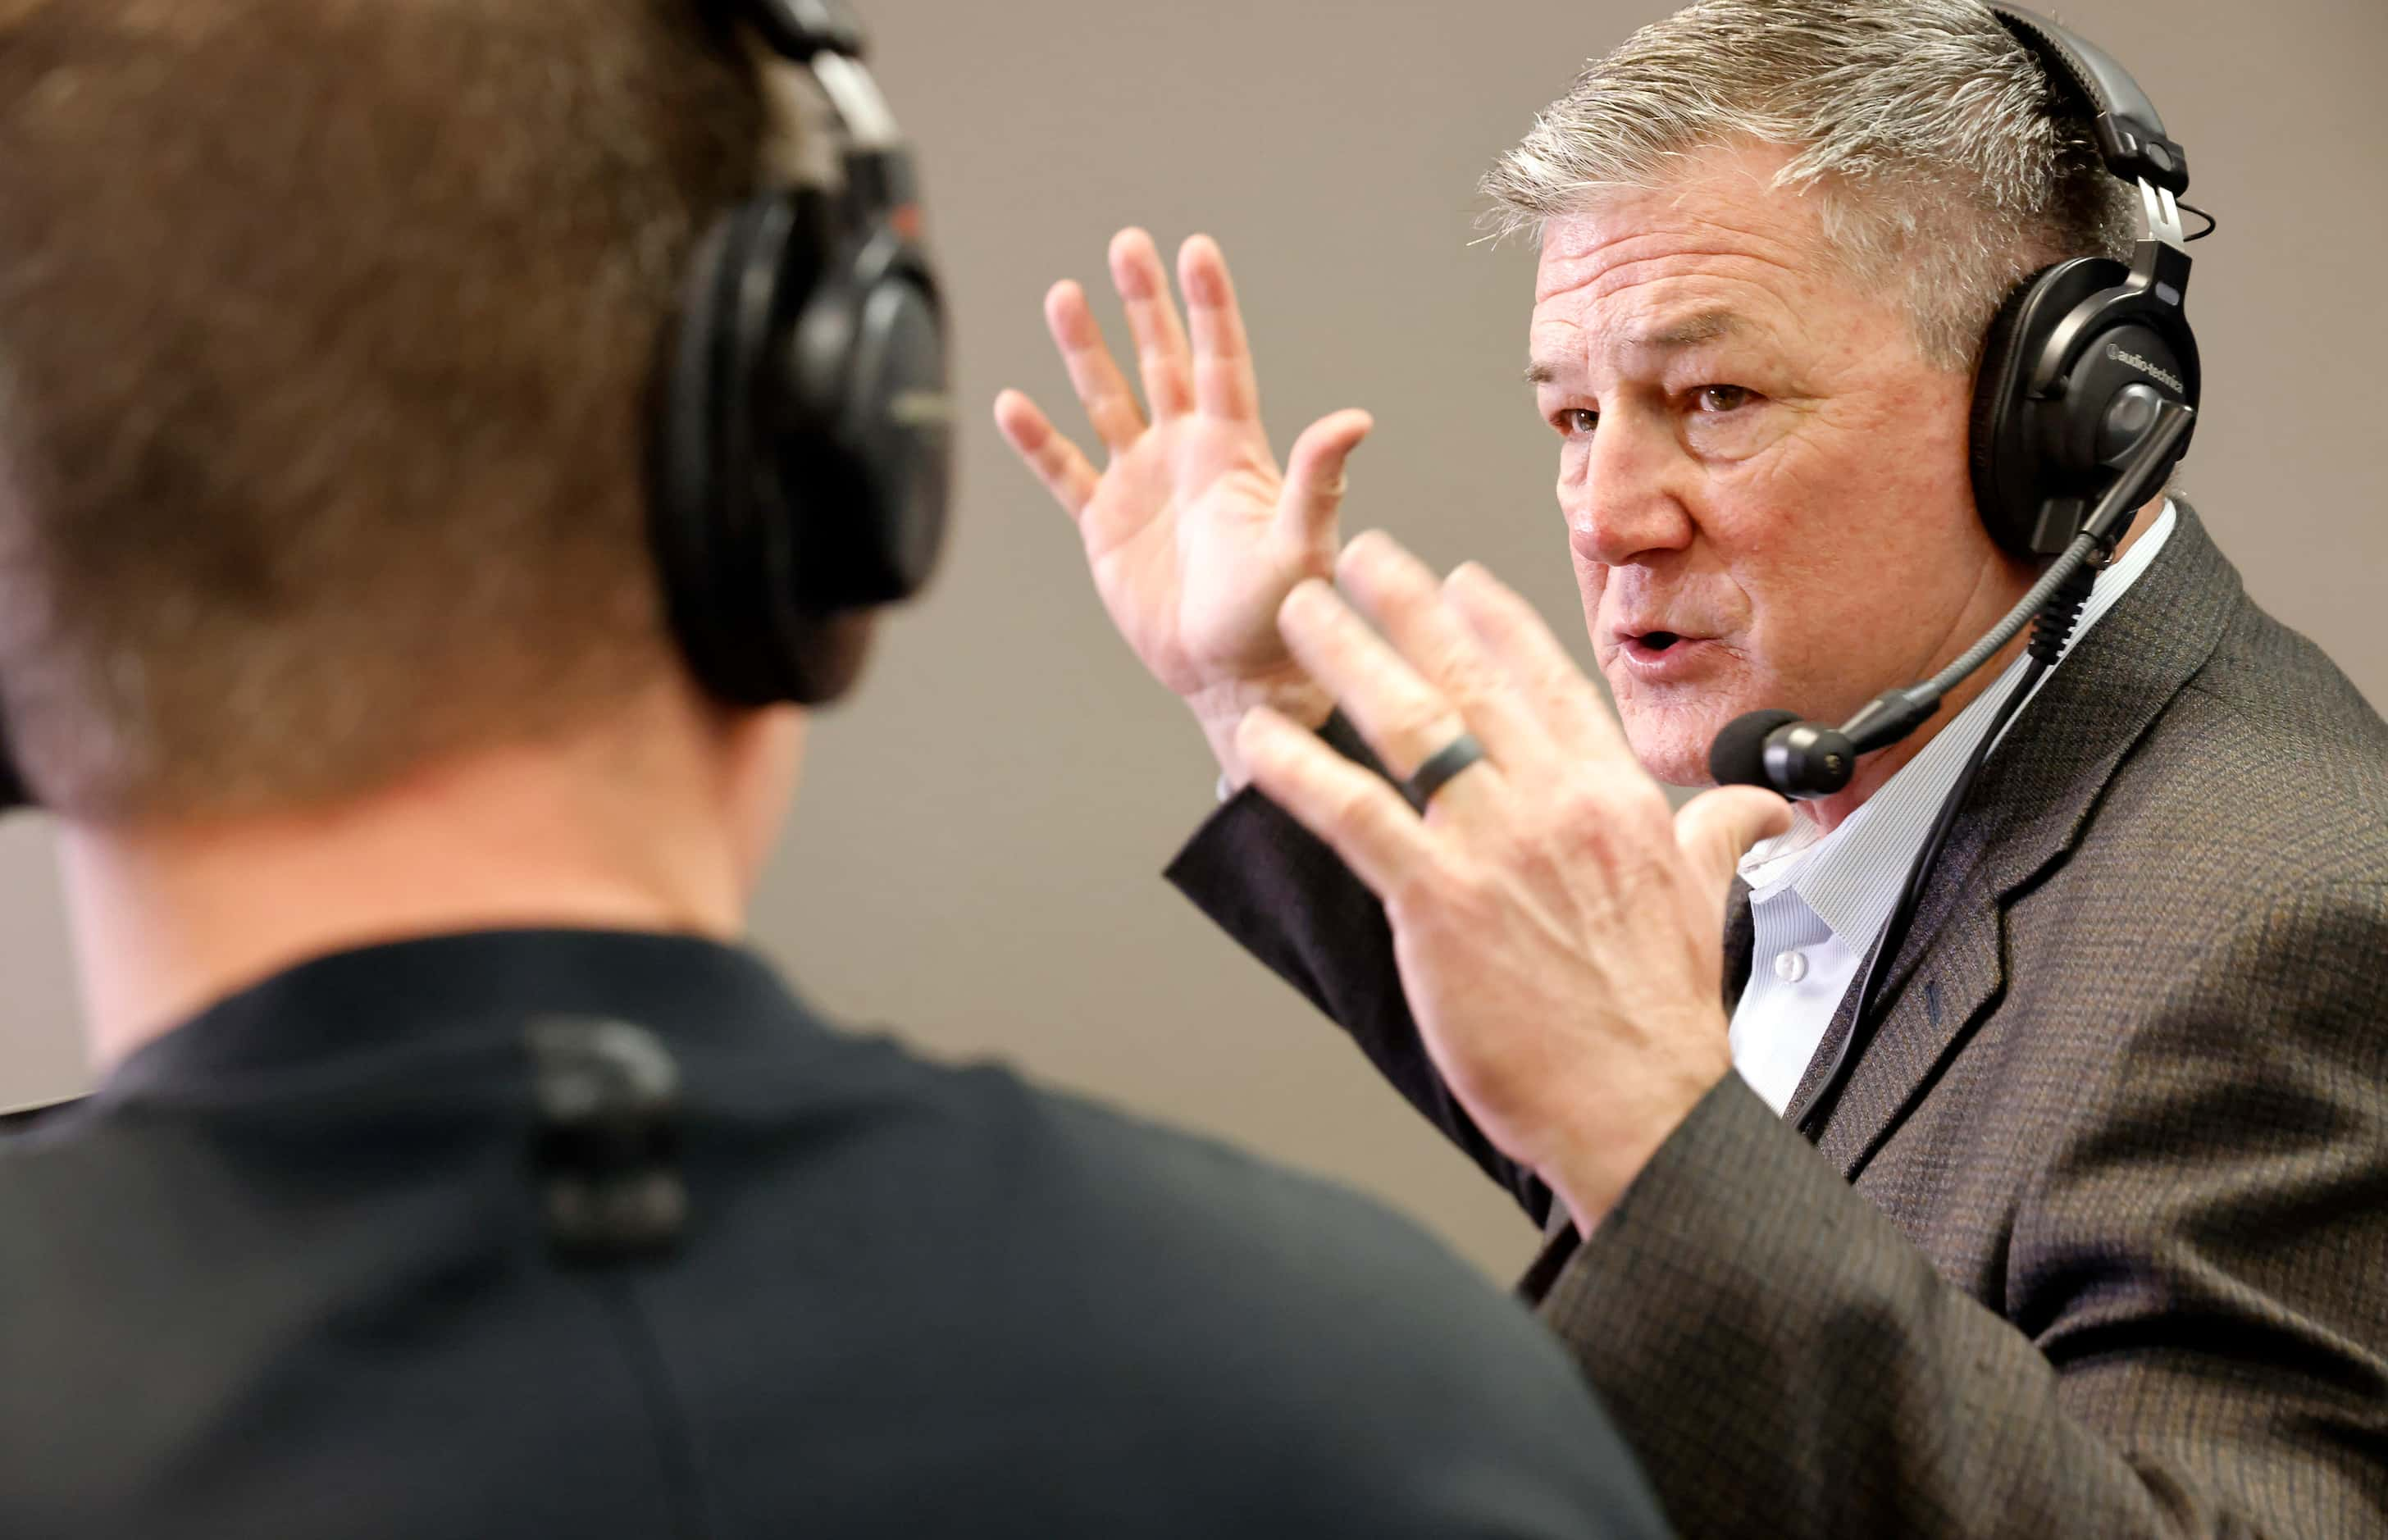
xmin=889 ymin=390 xmax=954 ymax=429
xmin=2106 ymin=343 xmax=2182 ymax=394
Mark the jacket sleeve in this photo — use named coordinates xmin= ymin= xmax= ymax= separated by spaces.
xmin=1542 ymin=877 xmax=2388 ymax=1539
xmin=1164 ymin=714 xmax=1554 ymax=1225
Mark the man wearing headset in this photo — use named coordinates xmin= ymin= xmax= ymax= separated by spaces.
xmin=1000 ymin=0 xmax=2388 ymax=1533
xmin=0 ymin=3 xmax=1679 ymax=1536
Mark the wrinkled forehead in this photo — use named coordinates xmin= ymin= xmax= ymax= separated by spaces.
xmin=1529 ymin=147 xmax=1833 ymax=301
xmin=1525 ymin=150 xmax=1903 ymax=374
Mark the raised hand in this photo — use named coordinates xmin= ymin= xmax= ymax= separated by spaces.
xmin=1237 ymin=532 xmax=1792 ymax=1232
xmin=995 ymin=229 xmax=1373 ymax=785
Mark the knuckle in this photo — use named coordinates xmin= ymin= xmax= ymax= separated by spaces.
xmin=1445 ymin=859 xmax=1496 ymax=912
xmin=1329 ymin=778 xmax=1384 ymax=835
xmin=1616 ymin=783 xmax=1675 ymax=832
xmin=1434 ymin=651 xmax=1495 ymax=709
xmin=1388 ymin=856 xmax=1463 ymax=920
xmin=1379 ymin=704 xmax=1453 ymax=766
xmin=1549 ymin=783 xmax=1609 ymax=834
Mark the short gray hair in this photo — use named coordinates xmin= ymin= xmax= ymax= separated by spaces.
xmin=1480 ymin=0 xmax=2138 ymax=370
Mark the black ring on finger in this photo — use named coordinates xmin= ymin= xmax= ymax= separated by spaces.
xmin=1402 ymin=732 xmax=1487 ymax=814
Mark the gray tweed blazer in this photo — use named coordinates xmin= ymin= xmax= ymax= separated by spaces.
xmin=1167 ymin=502 xmax=2388 ymax=1537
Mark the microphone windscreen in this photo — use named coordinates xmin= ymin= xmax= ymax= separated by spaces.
xmin=1709 ymin=708 xmax=1802 ymax=789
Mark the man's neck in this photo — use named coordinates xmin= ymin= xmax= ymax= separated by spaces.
xmin=1802 ymin=494 xmax=2170 ymax=836
xmin=60 ymin=721 xmax=756 ymax=1074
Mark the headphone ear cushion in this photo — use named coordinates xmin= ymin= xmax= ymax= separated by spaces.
xmin=651 ymin=209 xmax=741 ymax=690
xmin=651 ymin=199 xmax=795 ymax=705
xmin=1968 ymin=266 xmax=2055 ymax=551
xmin=782 ymin=248 xmax=951 ymax=613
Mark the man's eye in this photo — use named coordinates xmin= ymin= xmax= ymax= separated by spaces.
xmin=1693 ymin=385 xmax=1756 ymax=412
xmin=1552 ymin=408 xmax=1599 ymax=436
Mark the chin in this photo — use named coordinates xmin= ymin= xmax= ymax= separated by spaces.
xmin=1613 ymin=699 xmax=1733 ymax=788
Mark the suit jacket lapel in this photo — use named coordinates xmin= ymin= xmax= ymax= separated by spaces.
xmin=1810 ymin=841 xmax=2007 ymax=1174
xmin=1720 ymin=877 xmax=1757 ymax=1015
xmin=1798 ymin=502 xmax=2244 ymax=1179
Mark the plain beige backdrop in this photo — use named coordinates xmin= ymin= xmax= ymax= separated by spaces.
xmin=4 ymin=0 xmax=2383 ymax=1277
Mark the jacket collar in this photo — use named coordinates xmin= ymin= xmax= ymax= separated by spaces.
xmin=98 ymin=927 xmax=815 ymax=1105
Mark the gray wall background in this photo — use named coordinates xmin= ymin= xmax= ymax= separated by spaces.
xmin=4 ymin=1 xmax=2383 ymax=1277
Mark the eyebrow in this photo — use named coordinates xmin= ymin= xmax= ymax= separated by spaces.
xmin=1636 ymin=309 xmax=1742 ymax=349
xmin=1524 ymin=309 xmax=1745 ymax=387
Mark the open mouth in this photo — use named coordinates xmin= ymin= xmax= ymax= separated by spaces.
xmin=1616 ymin=629 xmax=1716 ymax=673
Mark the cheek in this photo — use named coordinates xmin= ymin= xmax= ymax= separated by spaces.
xmin=1807 ymin=380 xmax=1974 ymax=526
xmin=1569 ymin=543 xmax=1608 ymax=613
xmin=1730 ymin=394 xmax=1973 ymax=581
xmin=1707 ymin=388 xmax=1982 ymax=710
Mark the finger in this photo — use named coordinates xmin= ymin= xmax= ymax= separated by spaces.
xmin=993 ymin=389 xmax=1100 ymax=521
xmin=1109 ymin=228 xmax=1196 ymax=421
xmin=1276 ymin=579 xmax=1506 ymax=822
xmin=1178 ymin=234 xmax=1260 ymax=421
xmin=1444 ymin=560 xmax=1635 ymax=768
xmin=1043 ymin=280 xmax=1145 ymax=453
xmin=1237 ymin=704 xmax=1438 ymax=901
xmin=1334 ymin=531 xmax=1552 ymax=776
xmin=1674 ymin=786 xmax=1793 ymax=900
xmin=1278 ymin=409 xmax=1374 ymax=548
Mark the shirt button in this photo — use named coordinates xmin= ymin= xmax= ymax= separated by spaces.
xmin=1774 ymin=950 xmax=1810 ymax=983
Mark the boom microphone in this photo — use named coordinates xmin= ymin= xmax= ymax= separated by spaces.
xmin=1705 ymin=708 xmax=1799 ymax=793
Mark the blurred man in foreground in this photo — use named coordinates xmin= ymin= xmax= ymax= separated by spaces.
xmin=0 ymin=2 xmax=1668 ymax=1535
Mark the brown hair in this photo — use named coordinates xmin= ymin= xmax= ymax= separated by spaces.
xmin=0 ymin=0 xmax=764 ymax=819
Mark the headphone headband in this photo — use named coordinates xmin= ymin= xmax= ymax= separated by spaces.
xmin=1966 ymin=2 xmax=2200 ymax=558
xmin=738 ymin=0 xmax=868 ymax=62
xmin=1988 ymin=2 xmax=2188 ymax=196
xmin=731 ymin=1 xmax=925 ymax=258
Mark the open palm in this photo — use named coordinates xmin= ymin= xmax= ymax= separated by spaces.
xmin=996 ymin=230 xmax=1372 ymax=747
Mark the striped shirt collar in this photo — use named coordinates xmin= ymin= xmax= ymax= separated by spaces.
xmin=1736 ymin=502 xmax=2180 ymax=946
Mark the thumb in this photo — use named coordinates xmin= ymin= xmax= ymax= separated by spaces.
xmin=1277 ymin=408 xmax=1374 ymax=549
xmin=1674 ymin=785 xmax=1793 ymax=899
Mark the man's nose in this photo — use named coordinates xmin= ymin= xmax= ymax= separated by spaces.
xmin=1562 ymin=412 xmax=1698 ymax=566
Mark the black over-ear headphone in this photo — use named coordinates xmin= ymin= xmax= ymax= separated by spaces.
xmin=1969 ymin=2 xmax=2199 ymax=559
xmin=651 ymin=0 xmax=953 ymax=708
xmin=0 ymin=0 xmax=952 ymax=812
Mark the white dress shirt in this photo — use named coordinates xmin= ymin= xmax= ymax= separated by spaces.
xmin=1728 ymin=503 xmax=2179 ymax=1114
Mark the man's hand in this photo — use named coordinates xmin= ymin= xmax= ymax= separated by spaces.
xmin=995 ymin=229 xmax=1374 ymax=786
xmin=1236 ymin=532 xmax=1792 ymax=1232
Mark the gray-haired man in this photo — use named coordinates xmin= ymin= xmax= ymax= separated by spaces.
xmin=999 ymin=1 xmax=2388 ymax=1534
